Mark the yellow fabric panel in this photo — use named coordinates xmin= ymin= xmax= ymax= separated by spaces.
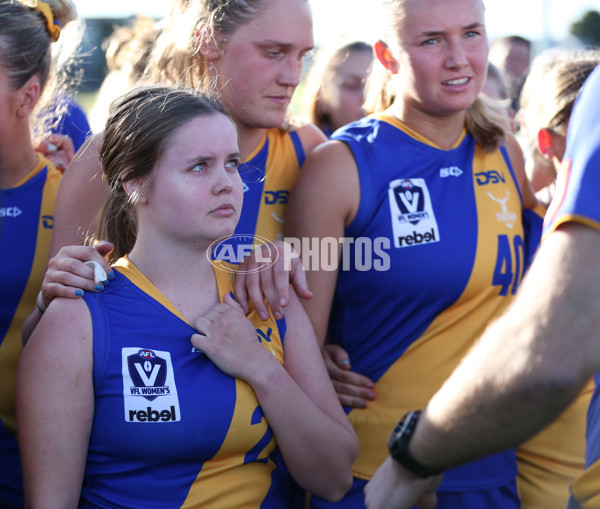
xmin=254 ymin=129 xmax=301 ymax=242
xmin=517 ymin=379 xmax=593 ymax=509
xmin=572 ymin=460 xmax=600 ymax=509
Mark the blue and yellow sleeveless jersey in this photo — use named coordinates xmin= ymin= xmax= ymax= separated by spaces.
xmin=544 ymin=64 xmax=600 ymax=509
xmin=328 ymin=114 xmax=528 ymax=491
xmin=214 ymin=128 xmax=305 ymax=265
xmin=0 ymin=154 xmax=61 ymax=508
xmin=81 ymin=257 xmax=292 ymax=508
xmin=236 ymin=128 xmax=304 ymax=242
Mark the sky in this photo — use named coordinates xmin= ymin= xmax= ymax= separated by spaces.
xmin=75 ymin=0 xmax=600 ymax=48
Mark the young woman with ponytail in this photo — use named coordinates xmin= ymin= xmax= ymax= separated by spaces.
xmin=17 ymin=85 xmax=357 ymax=508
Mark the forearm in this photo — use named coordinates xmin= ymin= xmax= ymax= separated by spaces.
xmin=409 ymin=226 xmax=600 ymax=471
xmin=413 ymin=326 xmax=583 ymax=471
xmin=249 ymin=361 xmax=356 ymax=501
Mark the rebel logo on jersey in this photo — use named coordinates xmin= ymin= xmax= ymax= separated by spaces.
xmin=388 ymin=178 xmax=441 ymax=248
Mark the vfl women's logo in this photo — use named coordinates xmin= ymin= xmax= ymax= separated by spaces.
xmin=393 ymin=180 xmax=429 ymax=225
xmin=122 ymin=348 xmax=181 ymax=423
xmin=127 ymin=350 xmax=167 ymax=402
xmin=388 ymin=178 xmax=440 ymax=248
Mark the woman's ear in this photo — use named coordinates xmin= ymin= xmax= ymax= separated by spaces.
xmin=16 ymin=76 xmax=41 ymax=118
xmin=537 ymin=128 xmax=556 ymax=159
xmin=374 ymin=40 xmax=399 ymax=74
xmin=121 ymin=175 xmax=148 ymax=205
xmin=196 ymin=23 xmax=221 ymax=60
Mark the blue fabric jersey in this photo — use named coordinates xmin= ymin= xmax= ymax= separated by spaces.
xmin=80 ymin=257 xmax=292 ymax=508
xmin=48 ymin=97 xmax=92 ymax=153
xmin=313 ymin=114 xmax=536 ymax=508
xmin=213 ymin=129 xmax=305 ymax=264
xmin=0 ymin=155 xmax=61 ymax=508
xmin=235 ymin=129 xmax=305 ymax=241
xmin=544 ymin=64 xmax=600 ymax=509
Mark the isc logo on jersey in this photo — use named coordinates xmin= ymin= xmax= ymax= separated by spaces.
xmin=388 ymin=178 xmax=440 ymax=248
xmin=122 ymin=348 xmax=181 ymax=423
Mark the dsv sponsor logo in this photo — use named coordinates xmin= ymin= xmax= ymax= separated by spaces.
xmin=475 ymin=171 xmax=506 ymax=185
xmin=264 ymin=190 xmax=289 ymax=205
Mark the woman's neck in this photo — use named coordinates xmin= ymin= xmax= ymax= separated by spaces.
xmin=387 ymin=102 xmax=466 ymax=150
xmin=127 ymin=239 xmax=220 ymax=323
xmin=0 ymin=132 xmax=38 ymax=188
xmin=235 ymin=123 xmax=269 ymax=161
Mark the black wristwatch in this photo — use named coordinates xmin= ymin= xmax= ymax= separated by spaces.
xmin=388 ymin=410 xmax=442 ymax=478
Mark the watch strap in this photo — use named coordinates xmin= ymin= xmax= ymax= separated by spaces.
xmin=388 ymin=410 xmax=442 ymax=478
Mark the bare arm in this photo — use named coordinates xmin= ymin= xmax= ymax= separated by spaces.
xmin=365 ymin=222 xmax=600 ymax=508
xmin=296 ymin=122 xmax=327 ymax=155
xmin=49 ymin=133 xmax=107 ymax=257
xmin=284 ymin=140 xmax=358 ymax=344
xmin=22 ymin=135 xmax=110 ymax=343
xmin=17 ymin=298 xmax=95 ymax=509
xmin=414 ymin=222 xmax=600 ymax=466
xmin=284 ymin=140 xmax=376 ymax=407
xmin=22 ymin=242 xmax=114 ymax=345
xmin=254 ymin=289 xmax=358 ymax=500
xmin=192 ymin=292 xmax=358 ymax=501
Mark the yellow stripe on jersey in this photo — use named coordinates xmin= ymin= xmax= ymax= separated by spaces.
xmin=254 ymin=129 xmax=301 ymax=242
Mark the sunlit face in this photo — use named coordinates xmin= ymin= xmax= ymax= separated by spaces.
xmin=318 ymin=49 xmax=373 ymax=131
xmin=141 ymin=113 xmax=243 ymax=248
xmin=210 ymin=0 xmax=314 ymax=130
xmin=391 ymin=0 xmax=488 ymax=119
